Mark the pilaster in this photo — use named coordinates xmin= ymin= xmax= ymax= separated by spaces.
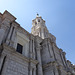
xmin=36 ymin=47 xmax=43 ymax=75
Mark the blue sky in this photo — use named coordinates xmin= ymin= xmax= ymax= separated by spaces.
xmin=0 ymin=0 xmax=75 ymax=64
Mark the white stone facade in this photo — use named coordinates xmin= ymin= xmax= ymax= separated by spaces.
xmin=0 ymin=10 xmax=75 ymax=75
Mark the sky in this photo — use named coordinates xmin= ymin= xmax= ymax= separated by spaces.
xmin=0 ymin=0 xmax=75 ymax=64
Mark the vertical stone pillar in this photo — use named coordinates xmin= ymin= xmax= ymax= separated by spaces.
xmin=34 ymin=69 xmax=36 ymax=75
xmin=29 ymin=61 xmax=37 ymax=75
xmin=30 ymin=68 xmax=36 ymax=75
xmin=59 ymin=49 xmax=67 ymax=67
xmin=13 ymin=32 xmax=17 ymax=49
xmin=33 ymin=39 xmax=35 ymax=59
xmin=0 ymin=29 xmax=5 ymax=45
xmin=30 ymin=40 xmax=33 ymax=58
xmin=0 ymin=53 xmax=7 ymax=75
xmin=51 ymin=43 xmax=57 ymax=61
xmin=54 ymin=68 xmax=59 ymax=75
xmin=29 ymin=39 xmax=35 ymax=59
xmin=48 ymin=43 xmax=55 ymax=61
xmin=38 ymin=29 xmax=40 ymax=37
xmin=10 ymin=27 xmax=16 ymax=47
xmin=53 ymin=63 xmax=59 ymax=75
xmin=6 ymin=26 xmax=13 ymax=45
xmin=36 ymin=47 xmax=43 ymax=75
xmin=62 ymin=52 xmax=68 ymax=67
xmin=47 ymin=40 xmax=52 ymax=58
xmin=41 ymin=28 xmax=44 ymax=39
xmin=57 ymin=65 xmax=67 ymax=75
xmin=30 ymin=68 xmax=32 ymax=75
xmin=0 ymin=54 xmax=5 ymax=71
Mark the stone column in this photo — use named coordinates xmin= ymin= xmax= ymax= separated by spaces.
xmin=39 ymin=28 xmax=41 ymax=37
xmin=36 ymin=47 xmax=43 ymax=75
xmin=53 ymin=63 xmax=59 ymax=75
xmin=41 ymin=28 xmax=44 ymax=39
xmin=57 ymin=65 xmax=67 ymax=75
xmin=30 ymin=68 xmax=32 ymax=75
xmin=10 ymin=27 xmax=15 ymax=47
xmin=54 ymin=68 xmax=59 ymax=75
xmin=48 ymin=43 xmax=55 ymax=61
xmin=30 ymin=40 xmax=33 ymax=58
xmin=29 ymin=63 xmax=36 ymax=75
xmin=32 ymin=40 xmax=35 ymax=59
xmin=0 ymin=29 xmax=5 ymax=45
xmin=29 ymin=39 xmax=35 ymax=59
xmin=0 ymin=54 xmax=5 ymax=71
xmin=13 ymin=32 xmax=17 ymax=49
xmin=62 ymin=52 xmax=68 ymax=67
xmin=34 ymin=69 xmax=36 ymax=75
xmin=6 ymin=26 xmax=13 ymax=45
xmin=51 ymin=43 xmax=57 ymax=61
xmin=60 ymin=50 xmax=67 ymax=68
xmin=47 ymin=41 xmax=52 ymax=58
xmin=59 ymin=49 xmax=66 ymax=67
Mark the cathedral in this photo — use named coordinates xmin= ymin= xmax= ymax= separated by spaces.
xmin=0 ymin=10 xmax=75 ymax=75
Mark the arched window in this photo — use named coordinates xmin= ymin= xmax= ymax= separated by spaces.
xmin=38 ymin=19 xmax=40 ymax=22
xmin=35 ymin=22 xmax=37 ymax=25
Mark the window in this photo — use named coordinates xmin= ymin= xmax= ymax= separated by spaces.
xmin=38 ymin=19 xmax=40 ymax=22
xmin=35 ymin=22 xmax=37 ymax=25
xmin=16 ymin=43 xmax=23 ymax=54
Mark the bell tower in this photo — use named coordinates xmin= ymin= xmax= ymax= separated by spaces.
xmin=31 ymin=14 xmax=49 ymax=39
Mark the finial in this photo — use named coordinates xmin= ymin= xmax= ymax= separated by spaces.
xmin=36 ymin=12 xmax=39 ymax=17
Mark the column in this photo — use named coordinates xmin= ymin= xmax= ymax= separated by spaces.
xmin=39 ymin=28 xmax=41 ymax=37
xmin=0 ymin=29 xmax=5 ymax=45
xmin=59 ymin=49 xmax=66 ymax=67
xmin=13 ymin=33 xmax=17 ymax=49
xmin=6 ymin=26 xmax=13 ymax=45
xmin=30 ymin=68 xmax=36 ymax=75
xmin=36 ymin=47 xmax=43 ymax=75
xmin=54 ymin=65 xmax=59 ymax=75
xmin=51 ymin=43 xmax=57 ymax=61
xmin=41 ymin=28 xmax=44 ymax=39
xmin=33 ymin=40 xmax=35 ymax=59
xmin=47 ymin=42 xmax=52 ymax=58
xmin=30 ymin=68 xmax=32 ymax=75
xmin=10 ymin=28 xmax=15 ymax=47
xmin=0 ymin=55 xmax=5 ymax=71
xmin=60 ymin=51 xmax=67 ymax=68
xmin=63 ymin=52 xmax=68 ymax=67
xmin=30 ymin=40 xmax=33 ymax=58
xmin=49 ymin=43 xmax=54 ymax=59
xmin=34 ymin=69 xmax=36 ymax=75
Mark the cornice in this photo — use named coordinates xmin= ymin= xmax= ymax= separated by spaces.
xmin=29 ymin=58 xmax=38 ymax=65
xmin=2 ymin=43 xmax=29 ymax=62
xmin=43 ymin=61 xmax=56 ymax=69
xmin=11 ymin=52 xmax=29 ymax=63
xmin=3 ymin=10 xmax=16 ymax=20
